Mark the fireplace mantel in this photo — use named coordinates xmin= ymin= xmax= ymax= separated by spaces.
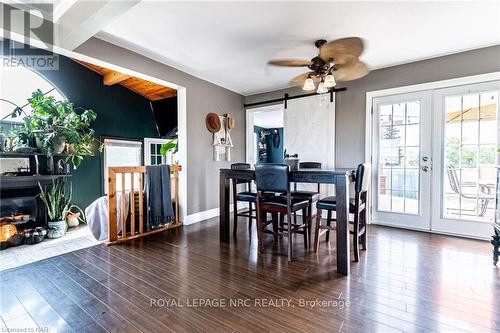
xmin=0 ymin=175 xmax=71 ymax=190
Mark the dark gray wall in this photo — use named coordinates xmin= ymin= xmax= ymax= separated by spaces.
xmin=76 ymin=38 xmax=245 ymax=215
xmin=246 ymin=45 xmax=500 ymax=168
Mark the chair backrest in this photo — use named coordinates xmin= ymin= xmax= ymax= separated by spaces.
xmin=255 ymin=164 xmax=289 ymax=193
xmin=231 ymin=163 xmax=251 ymax=170
xmin=231 ymin=163 xmax=251 ymax=186
xmin=446 ymin=165 xmax=460 ymax=194
xmin=295 ymin=162 xmax=322 ymax=192
xmin=299 ymin=162 xmax=322 ymax=169
xmin=355 ymin=163 xmax=371 ymax=193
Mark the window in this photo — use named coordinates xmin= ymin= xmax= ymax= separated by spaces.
xmin=0 ymin=65 xmax=65 ymax=123
xmin=103 ymin=138 xmax=143 ymax=193
xmin=144 ymin=138 xmax=177 ymax=166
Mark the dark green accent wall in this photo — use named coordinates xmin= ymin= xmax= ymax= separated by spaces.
xmin=253 ymin=126 xmax=284 ymax=164
xmin=1 ymin=41 xmax=161 ymax=208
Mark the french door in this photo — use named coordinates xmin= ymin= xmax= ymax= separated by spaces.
xmin=372 ymin=91 xmax=432 ymax=230
xmin=431 ymin=82 xmax=499 ymax=238
xmin=372 ymin=81 xmax=500 ymax=239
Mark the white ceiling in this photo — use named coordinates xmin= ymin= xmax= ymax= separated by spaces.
xmin=253 ymin=105 xmax=284 ymax=129
xmin=48 ymin=1 xmax=500 ymax=95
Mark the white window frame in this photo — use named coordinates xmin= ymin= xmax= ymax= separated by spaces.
xmin=144 ymin=138 xmax=171 ymax=166
xmin=103 ymin=138 xmax=143 ymax=193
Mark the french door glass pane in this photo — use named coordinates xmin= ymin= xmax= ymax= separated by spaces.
xmin=377 ymin=101 xmax=421 ymax=214
xmin=442 ymin=91 xmax=498 ymax=222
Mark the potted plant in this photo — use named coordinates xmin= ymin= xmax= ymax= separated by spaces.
xmin=38 ymin=179 xmax=84 ymax=238
xmin=160 ymin=139 xmax=178 ymax=164
xmin=12 ymin=90 xmax=100 ymax=168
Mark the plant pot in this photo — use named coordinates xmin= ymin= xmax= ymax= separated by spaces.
xmin=35 ymin=133 xmax=66 ymax=154
xmin=66 ymin=212 xmax=80 ymax=227
xmin=53 ymin=136 xmax=66 ymax=154
xmin=47 ymin=220 xmax=68 ymax=238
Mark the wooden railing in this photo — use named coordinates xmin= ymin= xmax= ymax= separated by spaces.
xmin=106 ymin=165 xmax=181 ymax=245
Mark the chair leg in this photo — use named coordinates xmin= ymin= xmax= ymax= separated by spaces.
xmin=325 ymin=210 xmax=332 ymax=242
xmin=248 ymin=202 xmax=253 ymax=230
xmin=287 ymin=211 xmax=293 ymax=261
xmin=256 ymin=208 xmax=265 ymax=253
xmin=353 ymin=236 xmax=360 ymax=262
xmin=233 ymin=199 xmax=238 ymax=237
xmin=353 ymin=212 xmax=360 ymax=262
xmin=302 ymin=207 xmax=308 ymax=249
xmin=314 ymin=208 xmax=322 ymax=253
xmin=272 ymin=213 xmax=279 ymax=239
xmin=360 ymin=208 xmax=367 ymax=251
xmin=293 ymin=212 xmax=297 ymax=225
xmin=307 ymin=201 xmax=312 ymax=247
xmin=279 ymin=213 xmax=284 ymax=229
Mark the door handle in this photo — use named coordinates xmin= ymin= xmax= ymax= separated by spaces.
xmin=422 ymin=166 xmax=430 ymax=172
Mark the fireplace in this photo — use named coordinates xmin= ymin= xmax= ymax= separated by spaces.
xmin=0 ymin=187 xmax=46 ymax=230
xmin=0 ymin=175 xmax=69 ymax=231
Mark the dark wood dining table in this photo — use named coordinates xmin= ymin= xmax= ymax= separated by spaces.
xmin=219 ymin=167 xmax=356 ymax=276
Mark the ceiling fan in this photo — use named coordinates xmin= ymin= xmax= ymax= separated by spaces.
xmin=268 ymin=38 xmax=369 ymax=93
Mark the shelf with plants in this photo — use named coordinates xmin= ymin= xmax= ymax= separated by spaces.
xmin=1 ymin=89 xmax=102 ymax=170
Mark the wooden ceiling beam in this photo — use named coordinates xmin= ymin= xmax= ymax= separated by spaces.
xmin=103 ymin=71 xmax=131 ymax=86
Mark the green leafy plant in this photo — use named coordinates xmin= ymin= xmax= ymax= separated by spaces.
xmin=38 ymin=179 xmax=84 ymax=222
xmin=12 ymin=89 xmax=101 ymax=167
xmin=160 ymin=140 xmax=178 ymax=157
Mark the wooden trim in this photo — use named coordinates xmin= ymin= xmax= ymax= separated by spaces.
xmin=103 ymin=71 xmax=130 ymax=86
xmin=106 ymin=165 xmax=182 ymax=245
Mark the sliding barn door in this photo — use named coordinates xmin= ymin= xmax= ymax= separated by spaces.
xmin=284 ymin=94 xmax=335 ymax=195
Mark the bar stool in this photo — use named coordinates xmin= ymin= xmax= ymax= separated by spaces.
xmin=255 ymin=164 xmax=310 ymax=261
xmin=231 ymin=163 xmax=255 ymax=236
xmin=290 ymin=161 xmax=322 ymax=245
xmin=314 ymin=163 xmax=371 ymax=262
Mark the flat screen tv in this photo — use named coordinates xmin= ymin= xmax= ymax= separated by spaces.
xmin=150 ymin=96 xmax=178 ymax=138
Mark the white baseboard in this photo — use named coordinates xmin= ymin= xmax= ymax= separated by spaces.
xmin=183 ymin=202 xmax=247 ymax=225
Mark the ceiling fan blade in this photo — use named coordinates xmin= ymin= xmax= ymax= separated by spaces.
xmin=333 ymin=60 xmax=369 ymax=81
xmin=319 ymin=37 xmax=364 ymax=62
xmin=268 ymin=59 xmax=313 ymax=67
xmin=290 ymin=72 xmax=316 ymax=86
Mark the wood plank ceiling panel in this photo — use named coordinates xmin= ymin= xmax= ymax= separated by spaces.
xmin=73 ymin=60 xmax=176 ymax=101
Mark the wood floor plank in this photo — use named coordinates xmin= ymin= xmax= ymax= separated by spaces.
xmin=1 ymin=219 xmax=498 ymax=333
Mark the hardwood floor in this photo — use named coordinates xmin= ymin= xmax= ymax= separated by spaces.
xmin=1 ymin=217 xmax=498 ymax=332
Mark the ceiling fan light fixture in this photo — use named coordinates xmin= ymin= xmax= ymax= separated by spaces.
xmin=303 ymin=78 xmax=315 ymax=91
xmin=316 ymin=81 xmax=328 ymax=94
xmin=323 ymin=74 xmax=336 ymax=88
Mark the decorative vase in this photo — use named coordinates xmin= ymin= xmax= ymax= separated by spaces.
xmin=47 ymin=220 xmax=68 ymax=238
xmin=66 ymin=212 xmax=80 ymax=228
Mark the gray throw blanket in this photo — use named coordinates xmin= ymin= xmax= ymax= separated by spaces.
xmin=144 ymin=164 xmax=174 ymax=230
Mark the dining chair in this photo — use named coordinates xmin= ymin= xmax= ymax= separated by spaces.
xmin=314 ymin=163 xmax=371 ymax=262
xmin=290 ymin=161 xmax=322 ymax=244
xmin=255 ymin=164 xmax=310 ymax=261
xmin=231 ymin=163 xmax=258 ymax=236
